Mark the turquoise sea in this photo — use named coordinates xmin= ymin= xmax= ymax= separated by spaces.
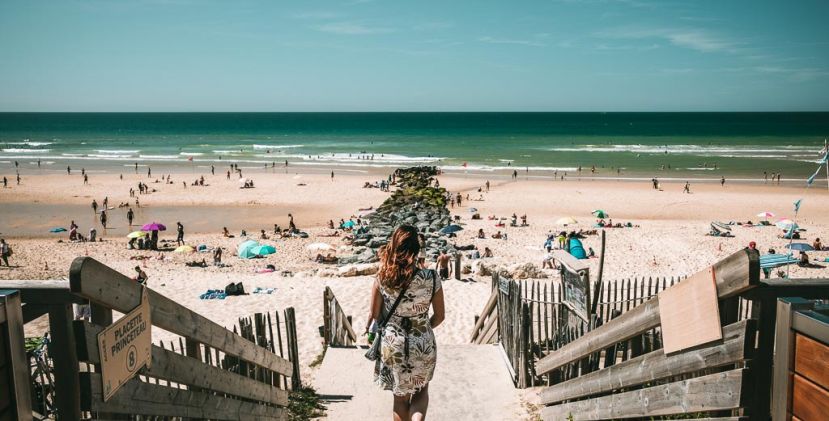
xmin=1 ymin=112 xmax=827 ymax=178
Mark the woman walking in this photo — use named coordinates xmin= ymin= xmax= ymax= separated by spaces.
xmin=366 ymin=225 xmax=445 ymax=421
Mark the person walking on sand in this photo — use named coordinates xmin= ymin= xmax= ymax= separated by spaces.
xmin=485 ymin=180 xmax=490 ymax=192
xmin=100 ymin=209 xmax=108 ymax=228
xmin=67 ymin=166 xmax=71 ymax=175
xmin=436 ymin=251 xmax=452 ymax=280
xmin=83 ymin=174 xmax=88 ymax=185
xmin=331 ymin=171 xmax=334 ymax=181
xmin=3 ymin=176 xmax=7 ymax=188
xmin=721 ymin=176 xmax=725 ymax=187
xmin=683 ymin=181 xmax=691 ymax=194
xmin=0 ymin=239 xmax=11 ymax=267
xmin=91 ymin=199 xmax=98 ymax=213
xmin=366 ymin=225 xmax=444 ymax=421
xmin=176 ymin=222 xmax=185 ymax=246
xmin=127 ymin=207 xmax=134 ymax=226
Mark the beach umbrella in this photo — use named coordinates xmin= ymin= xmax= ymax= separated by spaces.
xmin=306 ymin=243 xmax=333 ymax=251
xmin=341 ymin=220 xmax=356 ymax=229
xmin=237 ymin=240 xmax=260 ymax=259
xmin=141 ymin=222 xmax=166 ymax=232
xmin=556 ymin=217 xmax=578 ymax=226
xmin=126 ymin=231 xmax=147 ymax=239
xmin=174 ymin=245 xmax=195 ymax=253
xmin=592 ymin=210 xmax=609 ymax=218
xmin=251 ymin=244 xmax=276 ymax=256
xmin=786 ymin=243 xmax=814 ymax=252
xmin=440 ymin=224 xmax=464 ymax=234
xmin=775 ymin=219 xmax=798 ymax=230
xmin=756 ymin=211 xmax=775 ymax=219
xmin=49 ymin=227 xmax=67 ymax=233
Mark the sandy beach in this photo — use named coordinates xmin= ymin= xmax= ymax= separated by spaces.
xmin=2 ymin=167 xmax=828 ymax=418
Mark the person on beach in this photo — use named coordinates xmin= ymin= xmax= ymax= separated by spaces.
xmin=16 ymin=174 xmax=20 ymax=185
xmin=366 ymin=225 xmax=445 ymax=421
xmin=721 ymin=176 xmax=726 ymax=187
xmin=0 ymin=239 xmax=11 ymax=267
xmin=147 ymin=167 xmax=152 ymax=178
xmin=92 ymin=200 xmax=98 ymax=213
xmin=84 ymin=174 xmax=88 ymax=184
xmin=213 ymin=247 xmax=223 ymax=265
xmin=127 ymin=207 xmax=134 ymax=226
xmin=331 ymin=171 xmax=335 ymax=181
xmin=134 ymin=266 xmax=148 ymax=284
xmin=100 ymin=209 xmax=107 ymax=228
xmin=67 ymin=166 xmax=71 ymax=175
xmin=2 ymin=177 xmax=6 ymax=188
xmin=683 ymin=182 xmax=691 ymax=194
xmin=436 ymin=251 xmax=452 ymax=280
xmin=176 ymin=222 xmax=185 ymax=245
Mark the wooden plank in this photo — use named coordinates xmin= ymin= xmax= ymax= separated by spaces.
xmin=551 ymin=250 xmax=589 ymax=271
xmin=48 ymin=304 xmax=82 ymax=420
xmin=659 ymin=267 xmax=722 ymax=354
xmin=1 ymin=291 xmax=33 ymax=420
xmin=772 ymin=298 xmax=813 ymax=421
xmin=536 ymin=298 xmax=660 ymax=375
xmin=536 ymin=248 xmax=757 ymax=375
xmin=792 ymin=310 xmax=829 ymax=345
xmin=69 ymin=257 xmax=292 ymax=376
xmin=0 ymin=280 xmax=86 ymax=304
xmin=795 ymin=333 xmax=829 ymax=391
xmin=540 ymin=319 xmax=755 ymax=404
xmin=542 ymin=369 xmax=746 ymax=421
xmin=79 ymin=372 xmax=285 ymax=420
xmin=792 ymin=374 xmax=829 ymax=421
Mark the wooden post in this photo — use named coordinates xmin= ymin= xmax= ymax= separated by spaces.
xmin=454 ymin=254 xmax=462 ymax=280
xmin=1 ymin=290 xmax=33 ymax=420
xmin=48 ymin=304 xmax=82 ymax=420
xmin=771 ymin=298 xmax=814 ymax=421
xmin=750 ymin=293 xmax=778 ymax=420
xmin=284 ymin=308 xmax=301 ymax=390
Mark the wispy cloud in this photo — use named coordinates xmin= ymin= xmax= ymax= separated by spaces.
xmin=290 ymin=11 xmax=339 ymax=20
xmin=478 ymin=36 xmax=545 ymax=47
xmin=311 ymin=22 xmax=394 ymax=35
xmin=596 ymin=26 xmax=740 ymax=53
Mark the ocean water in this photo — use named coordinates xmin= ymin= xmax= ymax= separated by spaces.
xmin=1 ymin=112 xmax=827 ymax=177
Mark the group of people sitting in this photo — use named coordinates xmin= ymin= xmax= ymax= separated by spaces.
xmin=595 ymin=219 xmax=636 ymax=228
xmin=240 ymin=179 xmax=255 ymax=188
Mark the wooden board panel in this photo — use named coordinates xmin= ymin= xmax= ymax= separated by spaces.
xmin=542 ymin=369 xmax=745 ymax=420
xmin=80 ymin=372 xmax=285 ymax=420
xmin=541 ymin=320 xmax=753 ymax=404
xmin=792 ymin=374 xmax=829 ymax=421
xmin=658 ymin=267 xmax=722 ymax=354
xmin=0 ymin=363 xmax=10 ymax=413
xmin=69 ymin=257 xmax=292 ymax=376
xmin=795 ymin=333 xmax=829 ymax=391
xmin=75 ymin=321 xmax=289 ymax=407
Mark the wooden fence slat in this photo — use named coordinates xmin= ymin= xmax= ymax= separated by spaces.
xmin=80 ymin=372 xmax=286 ymax=420
xmin=69 ymin=257 xmax=293 ymax=376
xmin=541 ymin=369 xmax=746 ymax=421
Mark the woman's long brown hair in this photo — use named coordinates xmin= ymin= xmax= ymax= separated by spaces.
xmin=377 ymin=225 xmax=421 ymax=290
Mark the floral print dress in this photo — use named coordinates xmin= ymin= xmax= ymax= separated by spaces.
xmin=375 ymin=269 xmax=441 ymax=396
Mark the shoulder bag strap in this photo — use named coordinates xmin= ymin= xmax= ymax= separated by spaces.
xmin=379 ymin=283 xmax=408 ymax=327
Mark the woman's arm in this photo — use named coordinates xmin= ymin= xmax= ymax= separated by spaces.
xmin=366 ymin=280 xmax=382 ymax=332
xmin=430 ymin=287 xmax=445 ymax=329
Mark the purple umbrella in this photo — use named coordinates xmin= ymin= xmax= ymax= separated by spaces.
xmin=141 ymin=222 xmax=167 ymax=232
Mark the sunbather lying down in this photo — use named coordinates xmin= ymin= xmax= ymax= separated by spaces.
xmin=186 ymin=259 xmax=208 ymax=268
xmin=319 ymin=231 xmax=341 ymax=237
xmin=315 ymin=253 xmax=339 ymax=264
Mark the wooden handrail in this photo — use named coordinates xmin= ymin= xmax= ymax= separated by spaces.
xmin=323 ymin=287 xmax=357 ymax=346
xmin=69 ymin=256 xmax=293 ymax=376
xmin=470 ymin=289 xmax=498 ymax=342
xmin=536 ymin=248 xmax=759 ymax=376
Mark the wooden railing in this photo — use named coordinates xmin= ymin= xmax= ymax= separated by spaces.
xmin=322 ymin=287 xmax=357 ymax=347
xmin=469 ymin=288 xmax=498 ymax=344
xmin=532 ymin=248 xmax=829 ymax=420
xmin=0 ymin=256 xmax=302 ymax=420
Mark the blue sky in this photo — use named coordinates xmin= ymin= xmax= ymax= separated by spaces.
xmin=1 ymin=0 xmax=828 ymax=111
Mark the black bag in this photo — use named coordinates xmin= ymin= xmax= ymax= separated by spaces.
xmin=365 ymin=283 xmax=409 ymax=361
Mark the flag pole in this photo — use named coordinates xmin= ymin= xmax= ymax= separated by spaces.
xmin=824 ymin=139 xmax=828 ymax=191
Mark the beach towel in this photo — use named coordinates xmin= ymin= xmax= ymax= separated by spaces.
xmin=569 ymin=238 xmax=587 ymax=259
xmin=252 ymin=287 xmax=275 ymax=294
xmin=199 ymin=290 xmax=227 ymax=300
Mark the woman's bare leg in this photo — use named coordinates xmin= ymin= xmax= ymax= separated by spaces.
xmin=393 ymin=394 xmax=411 ymax=421
xmin=410 ymin=384 xmax=429 ymax=421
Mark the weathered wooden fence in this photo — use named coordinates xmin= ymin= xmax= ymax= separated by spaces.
xmin=322 ymin=287 xmax=357 ymax=347
xmin=0 ymin=256 xmax=301 ymax=420
xmin=533 ymin=249 xmax=829 ymax=420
